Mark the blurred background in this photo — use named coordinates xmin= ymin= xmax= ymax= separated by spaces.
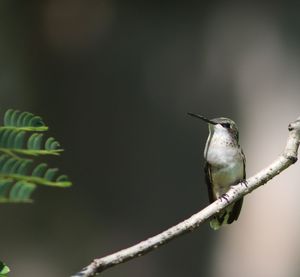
xmin=1 ymin=1 xmax=300 ymax=276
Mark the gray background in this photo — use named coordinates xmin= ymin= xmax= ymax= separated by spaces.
xmin=1 ymin=1 xmax=300 ymax=277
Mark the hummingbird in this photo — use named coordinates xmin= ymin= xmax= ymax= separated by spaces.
xmin=188 ymin=113 xmax=245 ymax=230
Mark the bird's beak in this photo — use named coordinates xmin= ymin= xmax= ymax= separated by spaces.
xmin=187 ymin=113 xmax=217 ymax=125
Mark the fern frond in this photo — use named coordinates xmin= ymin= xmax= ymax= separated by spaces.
xmin=3 ymin=109 xmax=48 ymax=131
xmin=0 ymin=126 xmax=63 ymax=156
xmin=0 ymin=178 xmax=34 ymax=203
xmin=0 ymin=155 xmax=71 ymax=186
xmin=0 ymin=109 xmax=72 ymax=203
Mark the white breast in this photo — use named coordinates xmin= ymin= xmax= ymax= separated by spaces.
xmin=204 ymin=125 xmax=244 ymax=197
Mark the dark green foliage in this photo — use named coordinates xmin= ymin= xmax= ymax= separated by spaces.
xmin=4 ymin=109 xmax=46 ymax=130
xmin=0 ymin=109 xmax=72 ymax=274
xmin=0 ymin=129 xmax=62 ymax=156
xmin=0 ymin=261 xmax=9 ymax=276
xmin=0 ymin=109 xmax=72 ymax=203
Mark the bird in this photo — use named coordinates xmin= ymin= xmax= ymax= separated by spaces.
xmin=188 ymin=113 xmax=245 ymax=230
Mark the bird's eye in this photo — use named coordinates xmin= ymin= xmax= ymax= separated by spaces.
xmin=221 ymin=123 xmax=231 ymax=128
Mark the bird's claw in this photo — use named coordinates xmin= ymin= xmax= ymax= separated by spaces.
xmin=220 ymin=193 xmax=229 ymax=204
xmin=241 ymin=179 xmax=248 ymax=188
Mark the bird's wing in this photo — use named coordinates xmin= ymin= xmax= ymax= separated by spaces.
xmin=227 ymin=147 xmax=246 ymax=224
xmin=204 ymin=161 xmax=216 ymax=203
xmin=241 ymin=148 xmax=246 ymax=180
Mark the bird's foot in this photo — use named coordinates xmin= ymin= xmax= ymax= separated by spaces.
xmin=240 ymin=179 xmax=248 ymax=188
xmin=219 ymin=193 xmax=229 ymax=204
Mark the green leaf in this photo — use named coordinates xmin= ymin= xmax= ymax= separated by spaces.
xmin=0 ymin=156 xmax=9 ymax=169
xmin=44 ymin=168 xmax=58 ymax=181
xmin=27 ymin=133 xmax=42 ymax=150
xmin=0 ymin=156 xmax=71 ymax=202
xmin=0 ymin=179 xmax=13 ymax=200
xmin=9 ymin=181 xmax=35 ymax=202
xmin=1 ymin=129 xmax=11 ymax=147
xmin=10 ymin=110 xmax=20 ymax=126
xmin=0 ymin=261 xmax=10 ymax=275
xmin=14 ymin=131 xmax=25 ymax=149
xmin=21 ymin=112 xmax=33 ymax=126
xmin=0 ymin=110 xmax=64 ymax=156
xmin=17 ymin=159 xmax=33 ymax=175
xmin=0 ymin=109 xmax=72 ymax=203
xmin=2 ymin=158 xmax=17 ymax=173
xmin=56 ymin=175 xmax=69 ymax=182
xmin=32 ymin=163 xmax=48 ymax=177
xmin=45 ymin=137 xmax=61 ymax=150
xmin=29 ymin=116 xmax=45 ymax=127
xmin=2 ymin=109 xmax=48 ymax=131
xmin=3 ymin=109 xmax=14 ymax=126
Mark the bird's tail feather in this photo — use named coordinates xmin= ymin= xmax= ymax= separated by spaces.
xmin=210 ymin=198 xmax=243 ymax=230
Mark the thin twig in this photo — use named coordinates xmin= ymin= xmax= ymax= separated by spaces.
xmin=72 ymin=117 xmax=300 ymax=277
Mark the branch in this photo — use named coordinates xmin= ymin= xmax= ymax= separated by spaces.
xmin=72 ymin=117 xmax=300 ymax=277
